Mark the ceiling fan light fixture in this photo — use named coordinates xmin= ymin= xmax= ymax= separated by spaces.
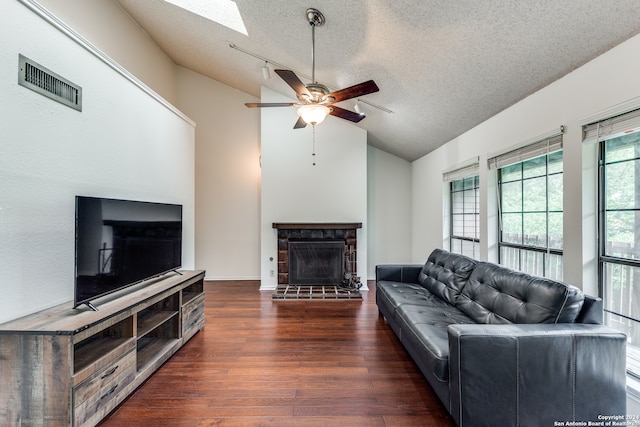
xmin=297 ymin=104 xmax=330 ymax=125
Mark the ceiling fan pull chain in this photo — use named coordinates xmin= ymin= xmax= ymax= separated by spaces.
xmin=312 ymin=124 xmax=317 ymax=166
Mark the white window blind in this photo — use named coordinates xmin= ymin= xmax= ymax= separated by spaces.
xmin=583 ymin=108 xmax=640 ymax=144
xmin=442 ymin=162 xmax=479 ymax=182
xmin=488 ymin=132 xmax=563 ymax=170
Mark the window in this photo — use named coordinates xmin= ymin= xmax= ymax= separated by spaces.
xmin=489 ymin=132 xmax=564 ymax=280
xmin=450 ymin=175 xmax=480 ymax=258
xmin=594 ymin=114 xmax=640 ymax=377
xmin=444 ymin=160 xmax=480 ymax=258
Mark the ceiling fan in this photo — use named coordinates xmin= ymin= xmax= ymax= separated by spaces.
xmin=245 ymin=8 xmax=380 ymax=129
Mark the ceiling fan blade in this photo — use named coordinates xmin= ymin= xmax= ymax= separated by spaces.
xmin=328 ymin=80 xmax=379 ymax=103
xmin=329 ymin=105 xmax=365 ymax=123
xmin=293 ymin=116 xmax=307 ymax=129
xmin=274 ymin=70 xmax=311 ymax=97
xmin=245 ymin=102 xmax=296 ymax=108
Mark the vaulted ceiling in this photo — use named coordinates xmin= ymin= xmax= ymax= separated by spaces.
xmin=116 ymin=0 xmax=640 ymax=161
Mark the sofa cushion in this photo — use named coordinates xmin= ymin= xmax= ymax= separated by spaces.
xmin=418 ymin=249 xmax=477 ymax=305
xmin=396 ymin=304 xmax=474 ymax=381
xmin=377 ymin=281 xmax=452 ymax=320
xmin=455 ymin=262 xmax=585 ymax=324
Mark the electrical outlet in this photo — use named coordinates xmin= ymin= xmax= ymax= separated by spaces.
xmin=270 ymin=269 xmax=275 ymax=277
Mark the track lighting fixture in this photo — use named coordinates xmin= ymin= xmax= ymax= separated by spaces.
xmin=229 ymin=42 xmax=393 ymax=114
xmin=262 ymin=61 xmax=270 ymax=80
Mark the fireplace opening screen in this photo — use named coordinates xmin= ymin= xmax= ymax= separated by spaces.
xmin=288 ymin=240 xmax=345 ymax=285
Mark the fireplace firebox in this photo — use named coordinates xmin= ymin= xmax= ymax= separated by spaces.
xmin=273 ymin=223 xmax=361 ymax=286
xmin=289 ymin=240 xmax=345 ymax=285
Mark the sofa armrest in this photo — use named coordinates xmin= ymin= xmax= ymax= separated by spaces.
xmin=375 ymin=264 xmax=422 ymax=283
xmin=448 ymin=324 xmax=626 ymax=427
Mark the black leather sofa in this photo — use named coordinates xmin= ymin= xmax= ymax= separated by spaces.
xmin=376 ymin=248 xmax=627 ymax=426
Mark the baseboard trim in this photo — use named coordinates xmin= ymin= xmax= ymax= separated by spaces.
xmin=204 ymin=276 xmax=260 ymax=282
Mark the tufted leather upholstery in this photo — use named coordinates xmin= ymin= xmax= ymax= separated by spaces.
xmin=455 ymin=262 xmax=585 ymax=324
xmin=377 ymin=280 xmax=452 ymax=314
xmin=375 ymin=248 xmax=626 ymax=426
xmin=396 ymin=304 xmax=473 ymax=382
xmin=418 ymin=249 xmax=477 ymax=305
xmin=376 ymin=274 xmax=462 ymax=347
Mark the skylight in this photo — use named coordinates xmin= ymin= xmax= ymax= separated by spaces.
xmin=164 ymin=0 xmax=248 ymax=35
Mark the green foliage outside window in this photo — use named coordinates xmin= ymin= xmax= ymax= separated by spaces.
xmin=601 ymin=131 xmax=640 ymax=366
xmin=500 ymin=152 xmax=563 ymax=248
xmin=604 ymin=133 xmax=640 ymax=251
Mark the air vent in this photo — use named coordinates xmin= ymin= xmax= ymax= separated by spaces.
xmin=18 ymin=54 xmax=82 ymax=111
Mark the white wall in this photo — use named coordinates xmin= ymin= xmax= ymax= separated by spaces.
xmin=260 ymin=87 xmax=368 ymax=289
xmin=411 ymin=32 xmax=640 ymax=295
xmin=0 ymin=1 xmax=195 ymax=323
xmin=20 ymin=0 xmax=415 ymax=286
xmin=367 ymin=146 xmax=413 ymax=277
xmin=37 ymin=0 xmax=178 ymax=104
xmin=175 ymin=66 xmax=261 ymax=280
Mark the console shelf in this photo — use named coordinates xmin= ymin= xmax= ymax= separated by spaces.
xmin=0 ymin=270 xmax=205 ymax=427
xmin=183 ymin=290 xmax=201 ymax=305
xmin=74 ymin=336 xmax=136 ymax=375
xmin=137 ymin=308 xmax=179 ymax=338
xmin=136 ymin=337 xmax=181 ymax=371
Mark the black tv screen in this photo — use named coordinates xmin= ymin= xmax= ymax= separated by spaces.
xmin=74 ymin=196 xmax=183 ymax=309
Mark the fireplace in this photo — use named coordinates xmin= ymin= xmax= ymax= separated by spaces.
xmin=289 ymin=240 xmax=345 ymax=284
xmin=273 ymin=223 xmax=361 ymax=286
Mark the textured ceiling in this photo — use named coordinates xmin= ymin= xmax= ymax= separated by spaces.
xmin=116 ymin=0 xmax=640 ymax=161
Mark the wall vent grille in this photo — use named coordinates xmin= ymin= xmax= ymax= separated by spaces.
xmin=18 ymin=54 xmax=82 ymax=111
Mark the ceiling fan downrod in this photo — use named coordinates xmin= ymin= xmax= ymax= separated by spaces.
xmin=306 ymin=8 xmax=325 ymax=84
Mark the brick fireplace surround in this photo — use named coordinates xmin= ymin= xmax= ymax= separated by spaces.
xmin=272 ymin=222 xmax=362 ymax=285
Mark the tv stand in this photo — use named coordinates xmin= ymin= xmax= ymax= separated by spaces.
xmin=0 ymin=270 xmax=205 ymax=427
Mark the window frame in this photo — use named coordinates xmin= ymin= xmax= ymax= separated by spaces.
xmin=497 ymin=151 xmax=564 ymax=278
xmin=449 ymin=175 xmax=480 ymax=258
xmin=597 ymin=132 xmax=640 ymax=380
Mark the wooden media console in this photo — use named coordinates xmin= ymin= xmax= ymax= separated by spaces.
xmin=0 ymin=270 xmax=205 ymax=427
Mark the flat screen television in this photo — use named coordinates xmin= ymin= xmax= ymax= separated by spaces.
xmin=74 ymin=196 xmax=183 ymax=310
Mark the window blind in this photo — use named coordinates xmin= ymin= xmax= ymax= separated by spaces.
xmin=442 ymin=161 xmax=479 ymax=182
xmin=582 ymin=108 xmax=640 ymax=144
xmin=488 ymin=133 xmax=563 ymax=170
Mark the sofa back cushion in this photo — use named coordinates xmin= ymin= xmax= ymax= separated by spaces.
xmin=455 ymin=262 xmax=585 ymax=324
xmin=418 ymin=249 xmax=477 ymax=305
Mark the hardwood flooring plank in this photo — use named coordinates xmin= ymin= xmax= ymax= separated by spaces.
xmin=98 ymin=281 xmax=454 ymax=426
xmin=193 ymin=415 xmax=388 ymax=427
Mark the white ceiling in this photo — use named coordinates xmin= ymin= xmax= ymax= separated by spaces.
xmin=116 ymin=0 xmax=640 ymax=161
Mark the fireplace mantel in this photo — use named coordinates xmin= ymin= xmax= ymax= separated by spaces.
xmin=272 ymin=222 xmax=362 ymax=230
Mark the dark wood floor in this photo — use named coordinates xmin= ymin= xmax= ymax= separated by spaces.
xmin=99 ymin=281 xmax=455 ymax=426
